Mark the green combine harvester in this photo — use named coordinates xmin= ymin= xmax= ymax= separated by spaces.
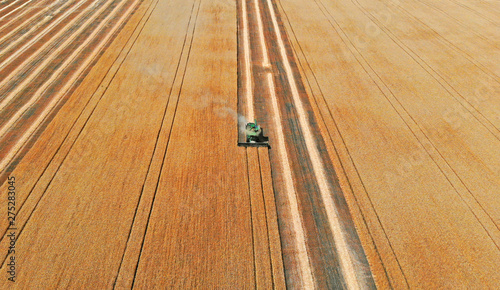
xmin=238 ymin=120 xmax=270 ymax=148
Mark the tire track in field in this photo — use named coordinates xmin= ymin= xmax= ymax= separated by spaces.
xmin=377 ymin=0 xmax=499 ymax=79
xmin=128 ymin=0 xmax=201 ymax=287
xmin=0 ymin=0 xmax=144 ymax=268
xmin=412 ymin=0 xmax=499 ymax=44
xmin=0 ymin=0 xmax=150 ymax=226
xmin=349 ymin=0 xmax=500 ymax=237
xmin=111 ymin=0 xmax=198 ymax=287
xmin=316 ymin=0 xmax=500 ymax=255
xmin=239 ymin=0 xmax=315 ymax=286
xmin=0 ymin=0 xmax=151 ymax=267
xmin=310 ymin=0 xmax=439 ymax=286
xmin=307 ymin=0 xmax=497 ymax=287
xmin=447 ymin=0 xmax=499 ymax=25
xmin=350 ymin=0 xmax=500 ymax=138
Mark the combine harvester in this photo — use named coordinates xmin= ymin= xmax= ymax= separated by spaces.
xmin=238 ymin=120 xmax=270 ymax=148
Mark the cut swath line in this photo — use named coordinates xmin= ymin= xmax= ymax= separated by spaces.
xmin=0 ymin=0 xmax=107 ymax=114
xmin=0 ymin=0 xmax=94 ymax=97
xmin=0 ymin=0 xmax=141 ymax=172
xmin=254 ymin=0 xmax=269 ymax=67
xmin=0 ymin=0 xmax=32 ymax=21
xmin=0 ymin=0 xmax=57 ymax=43
xmin=264 ymin=0 xmax=362 ymax=288
xmin=0 ymin=0 xmax=51 ymax=35
xmin=243 ymin=0 xmax=314 ymax=285
xmin=241 ymin=0 xmax=254 ymax=121
xmin=0 ymin=0 xmax=23 ymax=14
xmin=253 ymin=0 xmax=313 ymax=287
xmin=0 ymin=0 xmax=77 ymax=58
xmin=267 ymin=72 xmax=315 ymax=289
xmin=0 ymin=0 xmax=92 ymax=73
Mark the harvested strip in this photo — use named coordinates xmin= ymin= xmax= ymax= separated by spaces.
xmin=0 ymin=0 xmax=141 ymax=171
